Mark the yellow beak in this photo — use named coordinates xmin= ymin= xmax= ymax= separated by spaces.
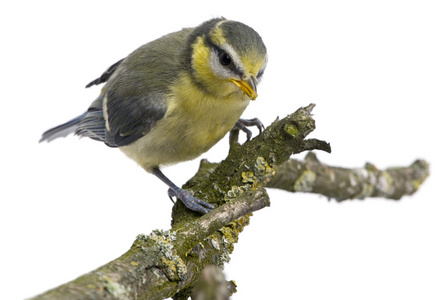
xmin=230 ymin=76 xmax=258 ymax=100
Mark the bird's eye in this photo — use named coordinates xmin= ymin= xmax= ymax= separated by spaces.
xmin=219 ymin=52 xmax=232 ymax=66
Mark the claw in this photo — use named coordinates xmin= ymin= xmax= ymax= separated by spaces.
xmin=167 ymin=189 xmax=176 ymax=203
xmin=233 ymin=118 xmax=265 ymax=142
xmin=168 ymin=188 xmax=215 ymax=214
xmin=152 ymin=167 xmax=214 ymax=214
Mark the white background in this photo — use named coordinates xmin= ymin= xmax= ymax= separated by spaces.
xmin=1 ymin=1 xmax=438 ymax=299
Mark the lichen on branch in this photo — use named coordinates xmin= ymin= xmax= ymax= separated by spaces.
xmin=30 ymin=104 xmax=428 ymax=300
xmin=267 ymin=152 xmax=429 ymax=201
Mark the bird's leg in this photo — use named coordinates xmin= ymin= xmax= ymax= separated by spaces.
xmin=233 ymin=118 xmax=265 ymax=142
xmin=151 ymin=167 xmax=215 ymax=214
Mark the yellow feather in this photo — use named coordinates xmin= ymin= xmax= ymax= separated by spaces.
xmin=120 ymin=20 xmax=264 ymax=172
xmin=209 ymin=24 xmax=227 ymax=45
xmin=120 ymin=72 xmax=249 ymax=171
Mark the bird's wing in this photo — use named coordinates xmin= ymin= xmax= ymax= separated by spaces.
xmin=79 ymin=29 xmax=189 ymax=148
xmin=104 ymin=90 xmax=168 ymax=147
xmin=74 ymin=95 xmax=109 ymax=144
xmin=85 ymin=58 xmax=125 ymax=88
xmin=102 ymin=33 xmax=187 ymax=147
xmin=75 ymin=88 xmax=168 ymax=148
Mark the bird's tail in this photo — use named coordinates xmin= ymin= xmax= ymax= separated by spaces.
xmin=39 ymin=112 xmax=87 ymax=143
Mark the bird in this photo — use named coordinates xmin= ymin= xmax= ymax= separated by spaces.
xmin=40 ymin=18 xmax=268 ymax=214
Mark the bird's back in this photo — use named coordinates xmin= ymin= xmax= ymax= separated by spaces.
xmin=77 ymin=27 xmax=194 ymax=147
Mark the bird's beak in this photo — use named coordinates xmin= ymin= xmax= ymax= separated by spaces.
xmin=230 ymin=76 xmax=258 ymax=100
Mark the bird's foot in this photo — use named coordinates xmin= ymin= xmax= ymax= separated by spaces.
xmin=234 ymin=118 xmax=265 ymax=142
xmin=168 ymin=188 xmax=215 ymax=214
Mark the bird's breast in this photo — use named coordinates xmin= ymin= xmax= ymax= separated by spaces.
xmin=120 ymin=73 xmax=250 ymax=170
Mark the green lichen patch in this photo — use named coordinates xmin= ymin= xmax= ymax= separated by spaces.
xmin=224 ymin=185 xmax=251 ymax=202
xmin=410 ymin=159 xmax=430 ymax=193
xmin=160 ymin=255 xmax=187 ymax=281
xmin=355 ymin=183 xmax=374 ymax=199
xmin=103 ymin=276 xmax=131 ymax=300
xmin=241 ymin=156 xmax=276 ymax=190
xmin=376 ymin=170 xmax=394 ymax=195
xmin=217 ymin=213 xmax=252 ymax=265
xmin=134 ymin=230 xmax=187 ymax=282
xmin=293 ymin=169 xmax=316 ymax=192
xmin=284 ymin=123 xmax=299 ymax=137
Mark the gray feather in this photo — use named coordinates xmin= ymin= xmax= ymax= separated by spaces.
xmin=85 ymin=58 xmax=125 ymax=88
xmin=40 ymin=112 xmax=87 ymax=142
xmin=101 ymin=30 xmax=189 ymax=147
xmin=75 ymin=110 xmax=107 ymax=143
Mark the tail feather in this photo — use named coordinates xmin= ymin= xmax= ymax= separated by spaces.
xmin=40 ymin=112 xmax=87 ymax=143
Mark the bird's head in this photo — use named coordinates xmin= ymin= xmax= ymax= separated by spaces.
xmin=185 ymin=18 xmax=267 ymax=100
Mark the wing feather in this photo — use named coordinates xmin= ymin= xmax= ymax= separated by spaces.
xmin=43 ymin=28 xmax=190 ymax=148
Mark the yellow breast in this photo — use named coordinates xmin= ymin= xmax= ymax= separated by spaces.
xmin=120 ymin=72 xmax=250 ymax=171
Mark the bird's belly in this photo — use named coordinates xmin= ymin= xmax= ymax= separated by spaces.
xmin=120 ymin=94 xmax=249 ymax=171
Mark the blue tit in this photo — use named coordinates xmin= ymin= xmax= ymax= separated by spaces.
xmin=40 ymin=18 xmax=268 ymax=214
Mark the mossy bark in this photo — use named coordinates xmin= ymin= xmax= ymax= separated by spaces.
xmin=266 ymin=152 xmax=429 ymax=201
xmin=30 ymin=104 xmax=428 ymax=300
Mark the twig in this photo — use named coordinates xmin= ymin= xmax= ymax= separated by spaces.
xmin=267 ymin=152 xmax=429 ymax=201
xmin=30 ymin=104 xmax=429 ymax=299
xmin=31 ymin=104 xmax=327 ymax=300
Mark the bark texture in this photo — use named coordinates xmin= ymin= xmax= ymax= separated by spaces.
xmin=267 ymin=152 xmax=429 ymax=201
xmin=30 ymin=104 xmax=428 ymax=300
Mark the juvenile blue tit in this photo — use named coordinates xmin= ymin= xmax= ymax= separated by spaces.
xmin=40 ymin=18 xmax=268 ymax=214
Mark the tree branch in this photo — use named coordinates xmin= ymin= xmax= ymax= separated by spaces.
xmin=30 ymin=104 xmax=428 ymax=299
xmin=191 ymin=265 xmax=236 ymax=300
xmin=266 ymin=152 xmax=430 ymax=201
xmin=31 ymin=189 xmax=269 ymax=300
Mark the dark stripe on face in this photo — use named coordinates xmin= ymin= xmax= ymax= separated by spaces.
xmin=204 ymin=37 xmax=244 ymax=78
